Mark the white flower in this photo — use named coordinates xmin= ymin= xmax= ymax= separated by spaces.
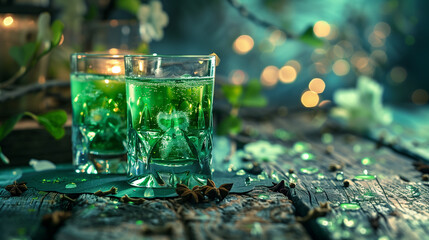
xmin=138 ymin=0 xmax=169 ymax=43
xmin=331 ymin=76 xmax=392 ymax=132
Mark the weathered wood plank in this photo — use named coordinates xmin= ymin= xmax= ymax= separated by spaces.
xmin=247 ymin=114 xmax=429 ymax=240
xmin=55 ymin=186 xmax=308 ymax=240
xmin=0 ymin=188 xmax=68 ymax=239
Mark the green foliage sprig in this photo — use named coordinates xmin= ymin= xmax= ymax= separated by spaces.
xmin=0 ymin=110 xmax=67 ymax=164
xmin=217 ymin=79 xmax=268 ymax=135
xmin=0 ymin=13 xmax=64 ymax=88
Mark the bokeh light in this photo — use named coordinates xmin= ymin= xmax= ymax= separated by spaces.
xmin=301 ymin=91 xmax=319 ymax=107
xmin=371 ymin=50 xmax=387 ymax=63
xmin=269 ymin=30 xmax=286 ymax=46
xmin=318 ymin=100 xmax=331 ymax=107
xmin=285 ymin=60 xmax=301 ymax=73
xmin=109 ymin=48 xmax=119 ymax=54
xmin=111 ymin=65 xmax=121 ymax=74
xmin=411 ymin=89 xmax=429 ymax=105
xmin=309 ymin=78 xmax=326 ymax=93
xmin=260 ymin=66 xmax=279 ymax=87
xmin=230 ymin=69 xmax=248 ymax=85
xmin=374 ymin=22 xmax=391 ymax=38
xmin=233 ymin=35 xmax=254 ymax=55
xmin=332 ymin=59 xmax=350 ymax=76
xmin=313 ymin=21 xmax=331 ymax=38
xmin=3 ymin=16 xmax=13 ymax=26
xmin=333 ymin=45 xmax=345 ymax=58
xmin=278 ymin=66 xmax=297 ymax=83
xmin=390 ymin=66 xmax=407 ymax=83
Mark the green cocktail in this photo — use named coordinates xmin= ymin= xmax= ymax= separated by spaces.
xmin=70 ymin=54 xmax=127 ymax=174
xmin=125 ymin=55 xmax=215 ymax=189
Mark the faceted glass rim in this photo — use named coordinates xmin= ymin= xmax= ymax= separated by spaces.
xmin=71 ymin=53 xmax=125 ymax=60
xmin=124 ymin=54 xmax=215 ymax=61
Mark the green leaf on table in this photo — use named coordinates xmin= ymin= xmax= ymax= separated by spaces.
xmin=34 ymin=110 xmax=67 ymax=140
xmin=9 ymin=42 xmax=37 ymax=67
xmin=241 ymin=79 xmax=268 ymax=107
xmin=217 ymin=116 xmax=242 ymax=136
xmin=0 ymin=113 xmax=24 ymax=141
xmin=221 ymin=85 xmax=243 ymax=106
xmin=116 ymin=0 xmax=140 ymax=15
xmin=299 ymin=26 xmax=324 ymax=48
xmin=51 ymin=20 xmax=64 ymax=46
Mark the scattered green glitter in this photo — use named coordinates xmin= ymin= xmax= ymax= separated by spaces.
xmin=321 ymin=133 xmax=334 ymax=144
xmin=81 ymin=178 xmax=87 ymax=182
xmin=361 ymin=157 xmax=375 ymax=165
xmin=257 ymin=173 xmax=267 ymax=180
xmin=317 ymin=173 xmax=325 ymax=180
xmin=136 ymin=220 xmax=143 ymax=225
xmin=270 ymin=171 xmax=280 ymax=182
xmin=27 ymin=208 xmax=36 ymax=212
xmin=300 ymin=167 xmax=319 ymax=174
xmin=406 ymin=185 xmax=421 ymax=198
xmin=258 ymin=194 xmax=270 ymax=200
xmin=293 ymin=141 xmax=310 ymax=153
xmin=32 ymin=197 xmax=39 ymax=200
xmin=65 ymin=182 xmax=77 ymax=189
xmin=236 ymin=169 xmax=246 ymax=176
xmin=114 ymin=206 xmax=119 ymax=209
xmin=336 ymin=172 xmax=344 ymax=181
xmin=317 ymin=217 xmax=330 ymax=226
xmin=354 ymin=175 xmax=376 ymax=181
xmin=315 ymin=186 xmax=324 ymax=193
xmin=301 ymin=152 xmax=315 ymax=161
xmin=364 ymin=191 xmax=376 ymax=200
xmin=340 ymin=203 xmax=361 ymax=211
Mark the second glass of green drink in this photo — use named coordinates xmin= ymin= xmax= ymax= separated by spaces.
xmin=125 ymin=55 xmax=215 ymax=189
xmin=71 ymin=53 xmax=127 ymax=174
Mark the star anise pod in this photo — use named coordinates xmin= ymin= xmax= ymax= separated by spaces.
xmin=42 ymin=211 xmax=72 ymax=227
xmin=175 ymin=184 xmax=204 ymax=203
xmin=5 ymin=181 xmax=28 ymax=196
xmin=200 ymin=179 xmax=233 ymax=201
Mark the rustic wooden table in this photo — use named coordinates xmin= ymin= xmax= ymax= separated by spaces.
xmin=1 ymin=113 xmax=428 ymax=240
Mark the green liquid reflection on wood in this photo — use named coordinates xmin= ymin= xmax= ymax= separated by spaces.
xmin=361 ymin=157 xmax=375 ymax=165
xmin=300 ymin=167 xmax=319 ymax=174
xmin=301 ymin=152 xmax=315 ymax=161
xmin=354 ymin=175 xmax=376 ymax=180
xmin=65 ymin=182 xmax=77 ymax=189
xmin=340 ymin=203 xmax=361 ymax=211
xmin=258 ymin=194 xmax=270 ymax=200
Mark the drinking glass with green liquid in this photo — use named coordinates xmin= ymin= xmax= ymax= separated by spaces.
xmin=125 ymin=55 xmax=215 ymax=190
xmin=70 ymin=54 xmax=127 ymax=174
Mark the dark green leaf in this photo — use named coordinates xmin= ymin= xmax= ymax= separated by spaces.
xmin=221 ymin=85 xmax=243 ymax=106
xmin=299 ymin=26 xmax=324 ymax=48
xmin=9 ymin=42 xmax=37 ymax=66
xmin=241 ymin=79 xmax=268 ymax=107
xmin=51 ymin=20 xmax=64 ymax=46
xmin=217 ymin=116 xmax=242 ymax=136
xmin=116 ymin=0 xmax=140 ymax=15
xmin=34 ymin=110 xmax=67 ymax=140
xmin=0 ymin=113 xmax=24 ymax=141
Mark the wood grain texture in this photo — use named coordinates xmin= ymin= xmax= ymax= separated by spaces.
xmin=1 ymin=113 xmax=429 ymax=240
